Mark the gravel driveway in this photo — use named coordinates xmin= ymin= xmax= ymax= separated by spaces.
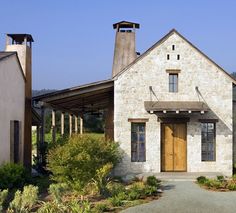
xmin=122 ymin=181 xmax=236 ymax=213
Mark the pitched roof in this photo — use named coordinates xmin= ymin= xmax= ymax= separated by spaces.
xmin=113 ymin=29 xmax=236 ymax=84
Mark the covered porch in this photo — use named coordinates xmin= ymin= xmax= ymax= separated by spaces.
xmin=33 ymin=79 xmax=114 ymax=161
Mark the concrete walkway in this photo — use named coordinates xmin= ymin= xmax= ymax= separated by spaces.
xmin=122 ymin=181 xmax=236 ymax=213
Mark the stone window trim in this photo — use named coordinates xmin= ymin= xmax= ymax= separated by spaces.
xmin=128 ymin=118 xmax=149 ymax=123
xmin=201 ymin=122 xmax=216 ymax=162
xmin=131 ymin=122 xmax=146 ymax=162
xmin=166 ymin=69 xmax=181 ymax=74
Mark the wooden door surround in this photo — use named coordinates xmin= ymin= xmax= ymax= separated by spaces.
xmin=161 ymin=123 xmax=187 ymax=172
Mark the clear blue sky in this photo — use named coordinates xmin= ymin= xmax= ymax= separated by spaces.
xmin=0 ymin=0 xmax=236 ymax=90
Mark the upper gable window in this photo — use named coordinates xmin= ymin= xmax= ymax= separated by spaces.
xmin=169 ymin=74 xmax=178 ymax=93
xmin=172 ymin=45 xmax=175 ymax=50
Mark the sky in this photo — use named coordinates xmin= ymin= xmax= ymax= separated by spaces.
xmin=0 ymin=0 xmax=236 ymax=90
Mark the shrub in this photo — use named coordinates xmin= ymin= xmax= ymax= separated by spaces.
xmin=227 ymin=181 xmax=236 ymax=190
xmin=0 ymin=189 xmax=8 ymax=211
xmin=196 ymin=176 xmax=207 ymax=184
xmin=127 ymin=182 xmax=145 ymax=201
xmin=8 ymin=185 xmax=38 ymax=212
xmin=0 ymin=163 xmax=29 ymax=189
xmin=205 ymin=179 xmax=222 ymax=189
xmin=94 ymin=202 xmax=109 ymax=212
xmin=37 ymin=201 xmax=65 ymax=213
xmin=146 ymin=176 xmax=160 ymax=187
xmin=108 ymin=182 xmax=126 ymax=197
xmin=217 ymin=176 xmax=224 ymax=182
xmin=92 ymin=163 xmax=113 ymax=197
xmin=144 ymin=186 xmax=157 ymax=196
xmin=49 ymin=183 xmax=69 ymax=203
xmin=108 ymin=195 xmax=124 ymax=207
xmin=232 ymin=174 xmax=236 ymax=180
xmin=47 ymin=135 xmax=121 ymax=191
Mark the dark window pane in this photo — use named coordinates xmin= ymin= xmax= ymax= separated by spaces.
xmin=201 ymin=122 xmax=215 ymax=161
xmin=131 ymin=123 xmax=146 ymax=162
xmin=169 ymin=74 xmax=178 ymax=92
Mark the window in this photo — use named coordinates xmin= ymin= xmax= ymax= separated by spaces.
xmin=201 ymin=122 xmax=216 ymax=161
xmin=177 ymin=54 xmax=180 ymax=60
xmin=131 ymin=123 xmax=146 ymax=162
xmin=172 ymin=45 xmax=175 ymax=50
xmin=169 ymin=74 xmax=178 ymax=92
xmin=167 ymin=54 xmax=170 ymax=60
xmin=10 ymin=120 xmax=20 ymax=163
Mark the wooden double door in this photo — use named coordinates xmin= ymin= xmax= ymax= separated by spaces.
xmin=161 ymin=123 xmax=187 ymax=172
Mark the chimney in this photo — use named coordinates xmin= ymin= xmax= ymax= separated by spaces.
xmin=5 ymin=34 xmax=34 ymax=167
xmin=112 ymin=21 xmax=139 ymax=77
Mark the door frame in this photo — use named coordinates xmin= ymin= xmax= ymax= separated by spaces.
xmin=160 ymin=121 xmax=187 ymax=172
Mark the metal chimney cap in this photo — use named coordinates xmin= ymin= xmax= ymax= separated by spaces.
xmin=7 ymin=34 xmax=34 ymax=42
xmin=113 ymin=21 xmax=140 ymax=29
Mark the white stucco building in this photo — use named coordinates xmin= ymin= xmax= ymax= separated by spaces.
xmin=0 ymin=34 xmax=34 ymax=166
xmin=34 ymin=21 xmax=236 ymax=176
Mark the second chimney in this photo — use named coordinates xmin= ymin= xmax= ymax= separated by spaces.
xmin=112 ymin=21 xmax=139 ymax=77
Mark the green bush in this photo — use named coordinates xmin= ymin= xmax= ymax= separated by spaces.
xmin=144 ymin=186 xmax=157 ymax=196
xmin=108 ymin=182 xmax=126 ymax=197
xmin=205 ymin=179 xmax=222 ymax=189
xmin=108 ymin=195 xmax=124 ymax=207
xmin=217 ymin=176 xmax=224 ymax=182
xmin=232 ymin=174 xmax=236 ymax=180
xmin=8 ymin=185 xmax=38 ymax=212
xmin=48 ymin=135 xmax=121 ymax=191
xmin=49 ymin=183 xmax=69 ymax=203
xmin=37 ymin=201 xmax=65 ymax=213
xmin=0 ymin=163 xmax=29 ymax=190
xmin=146 ymin=176 xmax=160 ymax=187
xmin=94 ymin=202 xmax=109 ymax=212
xmin=127 ymin=182 xmax=145 ymax=201
xmin=227 ymin=181 xmax=236 ymax=190
xmin=196 ymin=176 xmax=208 ymax=184
xmin=0 ymin=189 xmax=8 ymax=211
xmin=92 ymin=163 xmax=113 ymax=197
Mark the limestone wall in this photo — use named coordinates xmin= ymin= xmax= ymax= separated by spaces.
xmin=114 ymin=32 xmax=233 ymax=176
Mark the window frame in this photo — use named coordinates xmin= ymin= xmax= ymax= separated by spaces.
xmin=131 ymin=122 xmax=146 ymax=162
xmin=169 ymin=73 xmax=178 ymax=93
xmin=201 ymin=122 xmax=216 ymax=162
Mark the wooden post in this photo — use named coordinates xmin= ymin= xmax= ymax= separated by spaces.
xmin=75 ymin=115 xmax=78 ymax=134
xmin=80 ymin=116 xmax=83 ymax=134
xmin=40 ymin=106 xmax=45 ymax=164
xmin=69 ymin=114 xmax=73 ymax=137
xmin=61 ymin=112 xmax=65 ymax=136
xmin=36 ymin=125 xmax=40 ymax=158
xmin=52 ymin=110 xmax=56 ymax=143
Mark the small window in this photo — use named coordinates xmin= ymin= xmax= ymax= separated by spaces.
xmin=169 ymin=74 xmax=178 ymax=92
xmin=131 ymin=123 xmax=146 ymax=162
xmin=172 ymin=45 xmax=175 ymax=50
xmin=167 ymin=54 xmax=170 ymax=60
xmin=10 ymin=120 xmax=20 ymax=163
xmin=177 ymin=54 xmax=180 ymax=60
xmin=201 ymin=122 xmax=216 ymax=161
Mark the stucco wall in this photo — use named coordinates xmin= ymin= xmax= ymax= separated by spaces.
xmin=114 ymin=32 xmax=233 ymax=176
xmin=0 ymin=56 xmax=25 ymax=164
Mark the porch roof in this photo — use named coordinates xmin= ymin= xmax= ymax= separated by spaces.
xmin=33 ymin=79 xmax=114 ymax=115
xmin=144 ymin=101 xmax=209 ymax=113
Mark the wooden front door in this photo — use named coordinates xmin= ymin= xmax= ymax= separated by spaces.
xmin=161 ymin=123 xmax=187 ymax=171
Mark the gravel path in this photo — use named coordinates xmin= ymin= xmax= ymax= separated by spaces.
xmin=122 ymin=181 xmax=236 ymax=213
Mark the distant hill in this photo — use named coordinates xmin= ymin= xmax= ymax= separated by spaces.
xmin=32 ymin=89 xmax=57 ymax=97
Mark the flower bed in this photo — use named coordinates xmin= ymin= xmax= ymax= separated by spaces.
xmin=196 ymin=175 xmax=236 ymax=191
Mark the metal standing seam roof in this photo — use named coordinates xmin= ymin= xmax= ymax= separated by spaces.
xmin=144 ymin=101 xmax=209 ymax=112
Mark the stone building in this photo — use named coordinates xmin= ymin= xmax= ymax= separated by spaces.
xmin=34 ymin=21 xmax=236 ymax=176
xmin=0 ymin=34 xmax=34 ymax=167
